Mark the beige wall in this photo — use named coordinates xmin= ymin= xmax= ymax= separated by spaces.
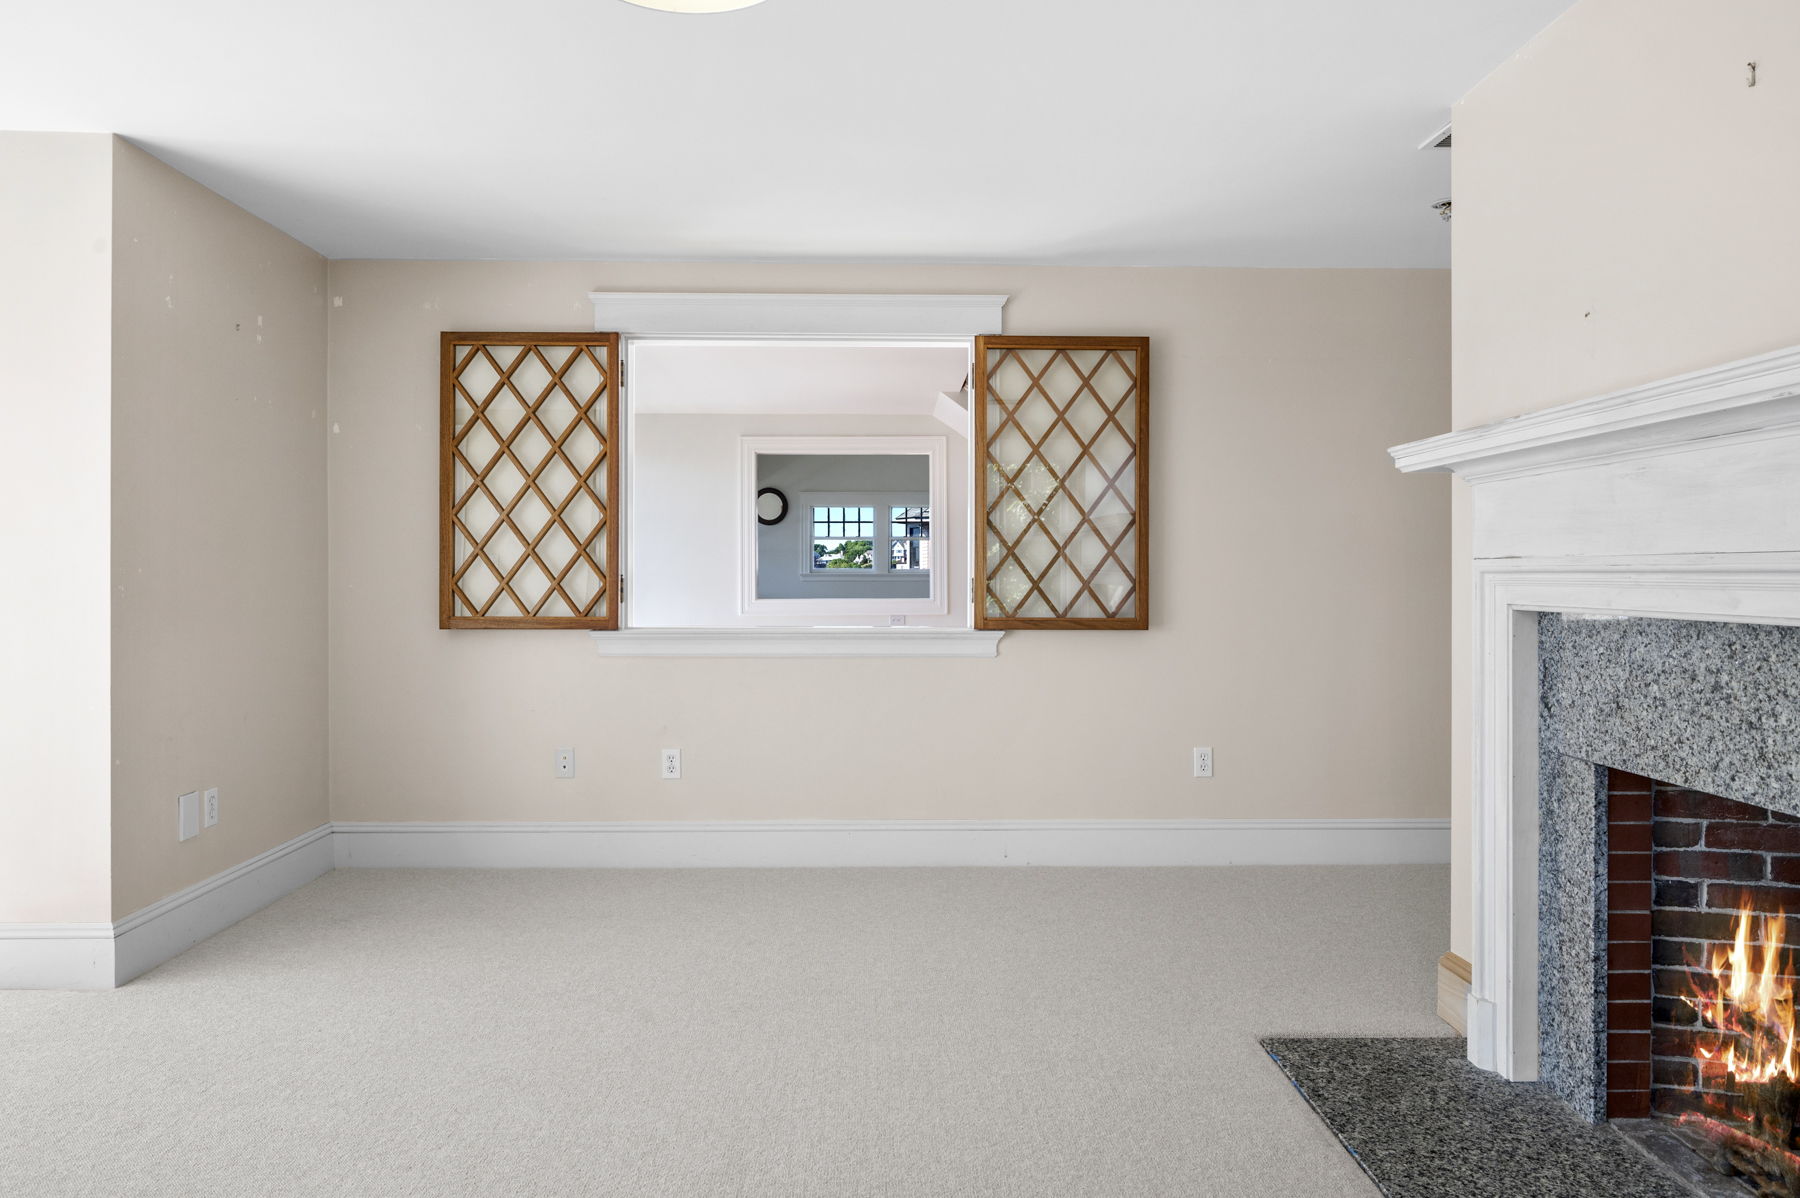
xmin=1446 ymin=0 xmax=1800 ymax=953
xmin=328 ymin=262 xmax=1450 ymax=824
xmin=0 ymin=133 xmax=115 ymax=924
xmin=109 ymin=141 xmax=329 ymax=917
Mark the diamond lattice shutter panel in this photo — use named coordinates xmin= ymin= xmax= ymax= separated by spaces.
xmin=440 ymin=333 xmax=620 ymax=629
xmin=973 ymin=336 xmax=1149 ymax=630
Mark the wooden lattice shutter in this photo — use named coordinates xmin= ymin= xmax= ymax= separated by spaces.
xmin=973 ymin=336 xmax=1149 ymax=630
xmin=440 ymin=332 xmax=620 ymax=629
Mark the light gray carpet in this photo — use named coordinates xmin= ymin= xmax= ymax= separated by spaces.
xmin=0 ymin=866 xmax=1449 ymax=1196
xmin=1262 ymin=1037 xmax=1692 ymax=1197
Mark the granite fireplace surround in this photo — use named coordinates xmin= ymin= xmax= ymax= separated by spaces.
xmin=1537 ymin=613 xmax=1800 ymax=1122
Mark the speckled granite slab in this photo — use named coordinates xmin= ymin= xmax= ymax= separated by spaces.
xmin=1538 ymin=615 xmax=1800 ymax=813
xmin=1261 ymin=1037 xmax=1692 ymax=1198
xmin=1537 ymin=751 xmax=1608 ymax=1122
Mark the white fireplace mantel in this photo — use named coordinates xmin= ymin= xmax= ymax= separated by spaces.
xmin=1391 ymin=344 xmax=1800 ymax=483
xmin=1389 ymin=343 xmax=1800 ymax=1083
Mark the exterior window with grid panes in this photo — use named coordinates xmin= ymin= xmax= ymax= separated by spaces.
xmin=810 ymin=505 xmax=876 ymax=571
xmin=889 ymin=506 xmax=930 ymax=571
xmin=806 ymin=500 xmax=930 ymax=575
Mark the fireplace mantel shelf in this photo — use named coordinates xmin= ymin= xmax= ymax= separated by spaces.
xmin=1389 ymin=344 xmax=1800 ymax=482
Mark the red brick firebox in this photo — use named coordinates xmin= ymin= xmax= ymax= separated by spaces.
xmin=1603 ymin=769 xmax=1800 ymax=1119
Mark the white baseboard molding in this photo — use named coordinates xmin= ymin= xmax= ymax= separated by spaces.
xmin=0 ymin=823 xmax=334 ymax=990
xmin=1437 ymin=951 xmax=1472 ymax=1035
xmin=112 ymin=824 xmax=335 ymax=985
xmin=332 ymin=818 xmax=1451 ymax=869
xmin=2 ymin=818 xmax=1447 ymax=988
xmin=0 ymin=925 xmax=114 ymax=990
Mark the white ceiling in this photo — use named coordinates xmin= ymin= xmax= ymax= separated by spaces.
xmin=0 ymin=0 xmax=1570 ymax=266
xmin=632 ymin=344 xmax=969 ymax=416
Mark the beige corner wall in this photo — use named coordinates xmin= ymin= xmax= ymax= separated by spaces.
xmin=109 ymin=140 xmax=329 ymax=917
xmin=1446 ymin=0 xmax=1800 ymax=954
xmin=0 ymin=133 xmax=115 ymax=924
xmin=328 ymin=262 xmax=1449 ymax=825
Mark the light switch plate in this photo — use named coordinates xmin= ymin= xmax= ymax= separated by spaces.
xmin=178 ymin=791 xmax=200 ymax=841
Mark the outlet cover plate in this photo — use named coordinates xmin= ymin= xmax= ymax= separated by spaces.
xmin=1193 ymin=747 xmax=1214 ymax=778
xmin=202 ymin=787 xmax=219 ymax=828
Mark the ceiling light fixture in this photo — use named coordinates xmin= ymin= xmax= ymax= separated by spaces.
xmin=618 ymin=0 xmax=768 ymax=11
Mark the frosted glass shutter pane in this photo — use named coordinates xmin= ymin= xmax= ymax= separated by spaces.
xmin=441 ymin=333 xmax=620 ymax=629
xmin=974 ymin=337 xmax=1149 ymax=630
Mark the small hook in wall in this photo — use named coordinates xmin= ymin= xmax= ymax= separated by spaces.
xmin=1748 ymin=61 xmax=1757 ymax=88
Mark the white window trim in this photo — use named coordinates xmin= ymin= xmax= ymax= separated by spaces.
xmin=799 ymin=491 xmax=930 ymax=578
xmin=589 ymin=292 xmax=1007 ymax=338
xmin=590 ymin=627 xmax=1003 ymax=659
xmin=739 ymin=437 xmax=950 ymax=618
xmin=605 ymin=293 xmax=1004 ymax=658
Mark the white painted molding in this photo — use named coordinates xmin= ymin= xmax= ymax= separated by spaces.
xmin=331 ymin=818 xmax=1450 ymax=869
xmin=0 ymin=817 xmax=1447 ymax=987
xmin=0 ymin=924 xmax=113 ymax=991
xmin=1389 ymin=343 xmax=1800 ymax=482
xmin=0 ymin=823 xmax=334 ymax=990
xmin=113 ymin=824 xmax=335 ymax=985
xmin=588 ymin=292 xmax=1009 ymax=338
xmin=1465 ymin=555 xmax=1800 ymax=1081
xmin=592 ymin=628 xmax=1004 ymax=658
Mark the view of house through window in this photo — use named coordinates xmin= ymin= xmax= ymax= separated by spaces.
xmin=890 ymin=507 xmax=930 ymax=571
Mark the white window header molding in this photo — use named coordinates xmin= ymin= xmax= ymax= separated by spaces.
xmin=587 ymin=292 xmax=1009 ymax=338
xmin=591 ymin=628 xmax=1003 ymax=658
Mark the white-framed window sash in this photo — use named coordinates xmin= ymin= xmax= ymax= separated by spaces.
xmin=739 ymin=436 xmax=950 ymax=619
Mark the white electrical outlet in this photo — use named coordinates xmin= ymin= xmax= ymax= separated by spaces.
xmin=889 ymin=615 xmax=906 ymax=626
xmin=1192 ymin=747 xmax=1214 ymax=779
xmin=554 ymin=748 xmax=576 ymax=779
xmin=660 ymin=749 xmax=681 ymax=780
xmin=202 ymin=787 xmax=219 ymax=828
xmin=177 ymin=791 xmax=200 ymax=841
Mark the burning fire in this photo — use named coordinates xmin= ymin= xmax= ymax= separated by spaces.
xmin=1691 ymin=906 xmax=1799 ymax=1085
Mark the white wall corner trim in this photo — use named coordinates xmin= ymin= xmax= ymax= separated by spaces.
xmin=591 ymin=628 xmax=1004 ymax=658
xmin=0 ymin=823 xmax=334 ymax=990
xmin=587 ymin=292 xmax=1009 ymax=338
xmin=1389 ymin=342 xmax=1800 ymax=482
xmin=330 ymin=818 xmax=1450 ymax=869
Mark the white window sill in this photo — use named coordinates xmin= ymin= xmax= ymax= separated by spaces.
xmin=590 ymin=628 xmax=1004 ymax=658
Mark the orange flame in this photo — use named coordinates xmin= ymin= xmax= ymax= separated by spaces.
xmin=1688 ymin=905 xmax=1798 ymax=1086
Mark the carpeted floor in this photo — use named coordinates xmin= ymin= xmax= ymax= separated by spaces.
xmin=1261 ymin=1037 xmax=1693 ymax=1198
xmin=1 ymin=866 xmax=1451 ymax=1197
